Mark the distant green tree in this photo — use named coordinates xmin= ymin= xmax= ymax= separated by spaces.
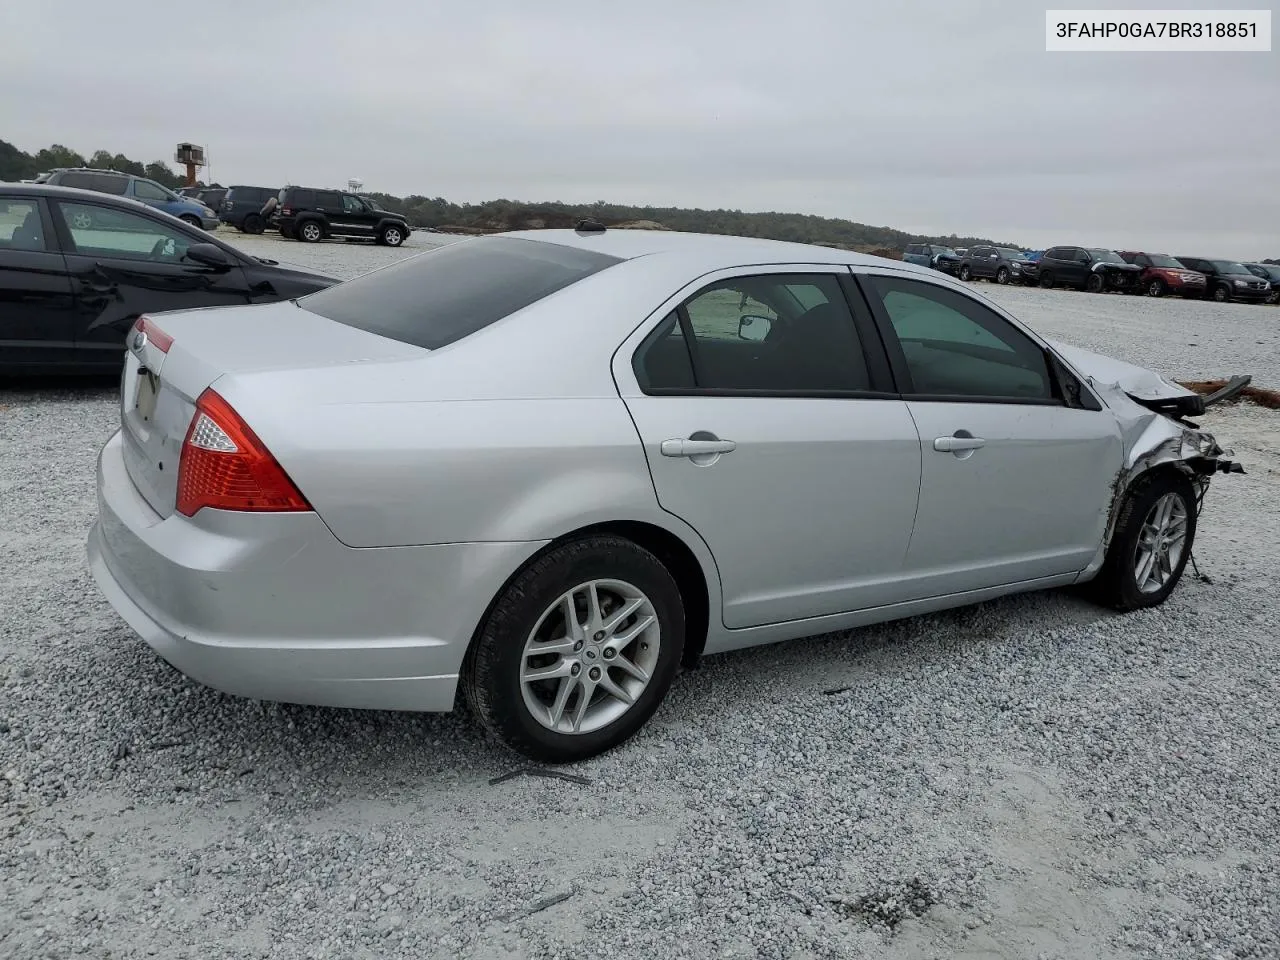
xmin=33 ymin=144 xmax=87 ymax=170
xmin=143 ymin=162 xmax=183 ymax=188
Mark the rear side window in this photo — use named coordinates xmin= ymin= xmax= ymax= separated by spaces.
xmin=286 ymin=189 xmax=315 ymax=206
xmin=59 ymin=172 xmax=129 ymax=195
xmin=316 ymin=192 xmax=341 ymax=208
xmin=299 ymin=237 xmax=622 ymax=350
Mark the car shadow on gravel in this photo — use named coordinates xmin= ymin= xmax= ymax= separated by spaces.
xmin=0 ymin=375 xmax=119 ymax=404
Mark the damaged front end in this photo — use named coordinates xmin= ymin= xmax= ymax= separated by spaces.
xmin=1048 ymin=340 xmax=1247 ymax=558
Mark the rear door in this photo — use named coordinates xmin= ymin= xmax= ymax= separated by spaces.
xmin=50 ymin=198 xmax=253 ymax=368
xmin=0 ymin=195 xmax=76 ymax=368
xmin=857 ymin=270 xmax=1122 ymax=597
xmin=613 ymin=266 xmax=924 ymax=628
xmin=314 ymin=191 xmax=344 ymax=234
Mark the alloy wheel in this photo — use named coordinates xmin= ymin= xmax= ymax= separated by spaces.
xmin=519 ymin=579 xmax=661 ymax=735
xmin=1133 ymin=492 xmax=1189 ymax=595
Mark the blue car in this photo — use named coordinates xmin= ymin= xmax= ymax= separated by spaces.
xmin=37 ymin=168 xmax=219 ymax=231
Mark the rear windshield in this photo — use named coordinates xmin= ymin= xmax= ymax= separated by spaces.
xmin=299 ymin=236 xmax=623 ymax=350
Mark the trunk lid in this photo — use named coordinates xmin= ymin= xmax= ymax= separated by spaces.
xmin=119 ymin=300 xmax=426 ymax=517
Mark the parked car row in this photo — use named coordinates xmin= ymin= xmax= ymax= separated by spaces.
xmin=922 ymin=240 xmax=1278 ymax=305
xmin=21 ymin=168 xmax=415 ymax=249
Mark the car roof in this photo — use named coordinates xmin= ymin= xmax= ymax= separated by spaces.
xmin=497 ymin=227 xmax=914 ymax=269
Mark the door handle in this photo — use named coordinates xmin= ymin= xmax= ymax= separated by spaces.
xmin=660 ymin=438 xmax=737 ymax=458
xmin=933 ymin=435 xmax=986 ymax=453
xmin=79 ymin=279 xmax=117 ymax=295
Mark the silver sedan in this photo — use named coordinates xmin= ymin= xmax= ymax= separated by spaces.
xmin=87 ymin=227 xmax=1242 ymax=762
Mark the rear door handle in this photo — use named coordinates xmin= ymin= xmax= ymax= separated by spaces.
xmin=933 ymin=435 xmax=986 ymax=452
xmin=660 ymin=438 xmax=737 ymax=458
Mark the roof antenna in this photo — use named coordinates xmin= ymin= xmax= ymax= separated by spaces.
xmin=575 ymin=217 xmax=606 ymax=234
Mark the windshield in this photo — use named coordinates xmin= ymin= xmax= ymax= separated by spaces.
xmin=1211 ymin=260 xmax=1250 ymax=274
xmin=935 ymin=247 xmax=958 ymax=257
xmin=1088 ymin=249 xmax=1126 ymax=264
xmin=997 ymin=247 xmax=1022 ymax=259
xmin=1146 ymin=254 xmax=1183 ymax=268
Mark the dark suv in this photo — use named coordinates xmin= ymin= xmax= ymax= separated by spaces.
xmin=272 ymin=186 xmax=411 ymax=246
xmin=957 ymin=245 xmax=1034 ymax=285
xmin=1035 ymin=246 xmax=1141 ymax=293
xmin=1174 ymin=257 xmax=1271 ymax=303
xmin=1116 ymin=252 xmax=1207 ymax=299
xmin=219 ymin=185 xmax=279 ymax=234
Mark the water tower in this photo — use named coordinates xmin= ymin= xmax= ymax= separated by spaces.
xmin=174 ymin=143 xmax=206 ymax=187
xmin=347 ymin=177 xmax=364 ymax=194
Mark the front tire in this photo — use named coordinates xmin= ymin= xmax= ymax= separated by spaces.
xmin=995 ymin=267 xmax=1010 ymax=285
xmin=1147 ymin=278 xmax=1166 ymax=297
xmin=1212 ymin=284 xmax=1229 ymax=303
xmin=1086 ymin=273 xmax=1105 ymax=293
xmin=957 ymin=264 xmax=972 ymax=281
xmin=464 ymin=535 xmax=685 ymax=763
xmin=180 ymin=214 xmax=202 ymax=228
xmin=1039 ymin=271 xmax=1055 ymax=289
xmin=378 ymin=224 xmax=406 ymax=247
xmin=1086 ymin=471 xmax=1197 ymax=612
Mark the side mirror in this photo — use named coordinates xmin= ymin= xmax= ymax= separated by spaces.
xmin=185 ymin=242 xmax=231 ymax=270
xmin=738 ymin=314 xmax=772 ymax=342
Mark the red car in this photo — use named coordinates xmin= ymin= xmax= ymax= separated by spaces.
xmin=1117 ymin=251 xmax=1207 ymax=298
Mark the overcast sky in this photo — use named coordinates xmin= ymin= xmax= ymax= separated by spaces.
xmin=3 ymin=0 xmax=1275 ymax=256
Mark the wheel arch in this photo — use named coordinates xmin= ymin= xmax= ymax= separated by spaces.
xmin=461 ymin=519 xmax=716 ymax=680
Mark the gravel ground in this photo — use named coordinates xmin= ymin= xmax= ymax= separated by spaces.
xmin=2 ymin=235 xmax=1278 ymax=960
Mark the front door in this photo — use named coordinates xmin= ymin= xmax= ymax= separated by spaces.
xmin=0 ymin=196 xmax=76 ymax=368
xmin=615 ymin=267 xmax=923 ymax=629
xmin=51 ymin=198 xmax=253 ymax=368
xmin=341 ymin=194 xmax=376 ymax=238
xmin=858 ymin=271 xmax=1123 ymax=598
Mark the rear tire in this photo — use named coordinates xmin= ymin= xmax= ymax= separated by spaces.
xmin=298 ymin=220 xmax=324 ymax=243
xmin=463 ymin=535 xmax=685 ymax=763
xmin=1085 ymin=471 xmax=1197 ymax=612
xmin=1147 ymin=278 xmax=1166 ymax=297
xmin=1038 ymin=271 xmax=1055 ymax=289
xmin=242 ymin=214 xmax=264 ymax=235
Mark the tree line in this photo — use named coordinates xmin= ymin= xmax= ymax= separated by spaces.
xmin=0 ymin=140 xmax=186 ymax=190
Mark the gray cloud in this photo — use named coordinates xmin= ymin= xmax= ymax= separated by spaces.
xmin=3 ymin=0 xmax=1276 ymax=256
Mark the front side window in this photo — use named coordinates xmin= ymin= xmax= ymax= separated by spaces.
xmin=132 ymin=179 xmax=170 ymax=201
xmin=865 ymin=275 xmax=1054 ymax=402
xmin=55 ymin=201 xmax=191 ymax=262
xmin=636 ymin=273 xmax=871 ymax=393
xmin=342 ymin=195 xmax=365 ymax=214
xmin=0 ymin=198 xmax=48 ymax=251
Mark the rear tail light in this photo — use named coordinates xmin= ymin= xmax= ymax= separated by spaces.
xmin=131 ymin=315 xmax=173 ymax=353
xmin=176 ymin=389 xmax=311 ymax=517
xmin=280 ymin=206 xmax=293 ymax=216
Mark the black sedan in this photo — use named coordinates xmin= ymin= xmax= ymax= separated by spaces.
xmin=0 ymin=183 xmax=338 ymax=374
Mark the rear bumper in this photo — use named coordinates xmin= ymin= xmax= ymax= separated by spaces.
xmin=88 ymin=430 xmax=545 ymax=711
